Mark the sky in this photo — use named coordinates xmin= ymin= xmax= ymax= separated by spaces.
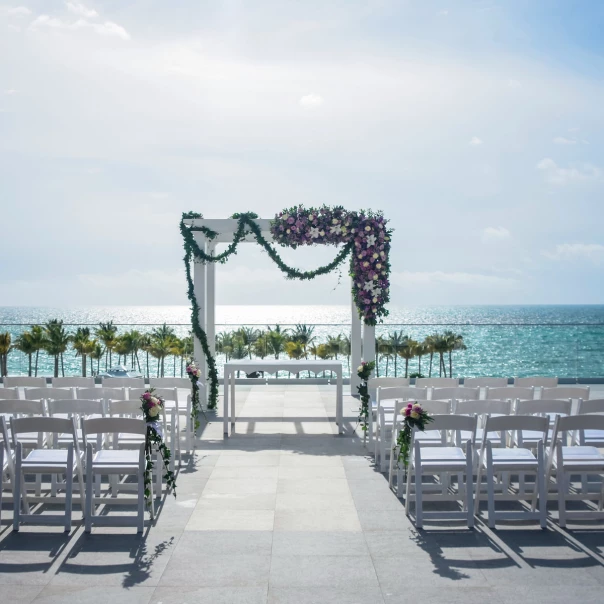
xmin=1 ymin=1 xmax=603 ymax=307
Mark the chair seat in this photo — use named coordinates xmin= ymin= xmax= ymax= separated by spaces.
xmin=415 ymin=430 xmax=443 ymax=444
xmin=92 ymin=449 xmax=140 ymax=468
xmin=22 ymin=449 xmax=81 ymax=471
xmin=518 ymin=429 xmax=553 ymax=443
xmin=554 ymin=446 xmax=604 ymax=470
xmin=486 ymin=447 xmax=539 ymax=469
xmin=418 ymin=447 xmax=467 ymax=470
xmin=583 ymin=430 xmax=604 ymax=443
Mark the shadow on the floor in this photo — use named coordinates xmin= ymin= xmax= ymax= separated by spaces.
xmin=0 ymin=530 xmax=72 ymax=575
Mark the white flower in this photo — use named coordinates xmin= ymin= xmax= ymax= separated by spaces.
xmin=363 ymin=261 xmax=369 ymax=268
xmin=372 ymin=297 xmax=378 ymax=303
xmin=372 ymin=288 xmax=382 ymax=296
xmin=373 ymin=275 xmax=378 ymax=280
xmin=330 ymin=224 xmax=342 ymax=235
xmin=365 ymin=225 xmax=371 ymax=232
xmin=151 ymin=397 xmax=159 ymax=405
xmin=309 ymin=226 xmax=320 ymax=238
xmin=332 ymin=218 xmax=339 ymax=225
xmin=366 ymin=234 xmax=376 ymax=247
xmin=357 ymin=365 xmax=364 ymax=372
xmin=148 ymin=405 xmax=160 ymax=418
xmin=319 ymin=230 xmax=325 ymax=236
xmin=363 ymin=281 xmax=375 ymax=292
xmin=376 ymin=263 xmax=382 ymax=269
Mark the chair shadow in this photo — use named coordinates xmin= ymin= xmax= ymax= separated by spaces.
xmin=0 ymin=530 xmax=73 ymax=576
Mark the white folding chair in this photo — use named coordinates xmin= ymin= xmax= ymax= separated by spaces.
xmin=371 ymin=386 xmax=427 ymax=454
xmin=514 ymin=399 xmax=573 ymax=447
xmin=464 ymin=378 xmax=508 ymax=388
xmin=575 ymin=399 xmax=604 ymax=447
xmin=83 ymin=417 xmax=150 ymax=533
xmin=52 ymin=377 xmax=95 ymax=388
xmin=3 ymin=377 xmax=47 ymax=389
xmin=486 ymin=386 xmax=535 ymax=401
xmin=547 ymin=415 xmax=604 ymax=527
xmin=431 ymin=387 xmax=479 ymax=401
xmin=24 ymin=387 xmax=75 ymax=401
xmin=475 ymin=415 xmax=548 ymax=529
xmin=542 ymin=386 xmax=590 ymax=401
xmin=0 ymin=416 xmax=15 ymax=527
xmin=403 ymin=414 xmax=477 ymax=528
xmin=0 ymin=387 xmax=21 ymax=400
xmin=415 ymin=377 xmax=459 ymax=388
xmin=514 ymin=377 xmax=558 ymax=388
xmin=454 ymin=399 xmax=513 ymax=447
xmin=11 ymin=416 xmax=85 ymax=531
xmin=367 ymin=377 xmax=411 ymax=403
xmin=102 ymin=377 xmax=145 ymax=389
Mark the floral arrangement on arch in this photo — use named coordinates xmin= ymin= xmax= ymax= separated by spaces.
xmin=140 ymin=389 xmax=177 ymax=509
xmin=270 ymin=205 xmax=391 ymax=325
xmin=396 ymin=402 xmax=433 ymax=468
xmin=186 ymin=360 xmax=205 ymax=431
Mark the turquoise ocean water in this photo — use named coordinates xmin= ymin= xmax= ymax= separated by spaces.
xmin=1 ymin=305 xmax=603 ymax=379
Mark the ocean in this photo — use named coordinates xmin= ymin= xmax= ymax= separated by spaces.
xmin=1 ymin=305 xmax=603 ymax=379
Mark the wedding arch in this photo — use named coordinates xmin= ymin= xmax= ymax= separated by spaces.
xmin=180 ymin=207 xmax=392 ymax=410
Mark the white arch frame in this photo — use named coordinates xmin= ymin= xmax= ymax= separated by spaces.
xmin=183 ymin=217 xmax=376 ymax=400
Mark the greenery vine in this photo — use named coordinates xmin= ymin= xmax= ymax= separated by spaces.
xmin=356 ymin=360 xmax=375 ymax=437
xmin=144 ymin=426 xmax=177 ymax=510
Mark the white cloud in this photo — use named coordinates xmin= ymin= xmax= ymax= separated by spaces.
xmin=3 ymin=6 xmax=31 ymax=16
xmin=469 ymin=136 xmax=482 ymax=146
xmin=7 ymin=23 xmax=20 ymax=31
xmin=4 ymin=89 xmax=17 ymax=95
xmin=507 ymin=79 xmax=521 ymax=88
xmin=536 ymin=158 xmax=601 ymax=185
xmin=299 ymin=93 xmax=323 ymax=108
xmin=30 ymin=14 xmax=130 ymax=40
xmin=437 ymin=10 xmax=449 ymax=16
xmin=66 ymin=2 xmax=98 ymax=19
xmin=391 ymin=270 xmax=516 ymax=287
xmin=481 ymin=226 xmax=511 ymax=243
xmin=78 ymin=269 xmax=185 ymax=289
xmin=542 ymin=243 xmax=604 ymax=262
xmin=553 ymin=136 xmax=576 ymax=145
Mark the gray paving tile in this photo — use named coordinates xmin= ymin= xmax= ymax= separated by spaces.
xmin=268 ymin=586 xmax=384 ymax=604
xmin=151 ymin=586 xmax=268 ymax=604
xmin=158 ymin=554 xmax=271 ymax=587
xmin=496 ymin=584 xmax=604 ymax=603
xmin=33 ymin=585 xmax=154 ymax=603
xmin=0 ymin=584 xmax=44 ymax=602
xmin=269 ymin=555 xmax=379 ymax=589
xmin=381 ymin=586 xmax=504 ymax=603
xmin=271 ymin=532 xmax=369 ymax=557
xmin=172 ymin=531 xmax=273 ymax=557
xmin=356 ymin=510 xmax=413 ymax=532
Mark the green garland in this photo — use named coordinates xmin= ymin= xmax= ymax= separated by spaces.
xmin=356 ymin=360 xmax=375 ymax=437
xmin=181 ymin=212 xmax=355 ymax=410
xmin=144 ymin=426 xmax=177 ymax=510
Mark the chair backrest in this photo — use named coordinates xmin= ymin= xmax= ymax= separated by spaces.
xmin=514 ymin=377 xmax=558 ymax=388
xmin=431 ymin=387 xmax=479 ymax=401
xmin=24 ymin=387 xmax=75 ymax=401
xmin=128 ymin=387 xmax=179 ymax=402
xmin=463 ymin=377 xmax=508 ymax=388
xmin=486 ymin=386 xmax=534 ymax=400
xmin=377 ymin=386 xmax=427 ymax=403
xmin=415 ymin=377 xmax=459 ymax=388
xmin=76 ymin=387 xmax=126 ymax=400
xmin=52 ymin=377 xmax=95 ymax=388
xmin=577 ymin=398 xmax=604 ymax=415
xmin=108 ymin=400 xmax=142 ymax=417
xmin=48 ymin=398 xmax=105 ymax=418
xmin=551 ymin=413 xmax=604 ymax=434
xmin=11 ymin=416 xmax=77 ymax=441
xmin=454 ymin=399 xmax=512 ymax=417
xmin=368 ymin=377 xmax=410 ymax=400
xmin=541 ymin=386 xmax=590 ymax=400
xmin=83 ymin=416 xmax=147 ymax=438
xmin=0 ymin=387 xmax=20 ymax=400
xmin=0 ymin=399 xmax=46 ymax=417
xmin=427 ymin=413 xmax=477 ymax=434
xmin=0 ymin=416 xmax=11 ymax=465
xmin=149 ymin=377 xmax=191 ymax=389
xmin=516 ymin=399 xmax=573 ymax=417
xmin=422 ymin=400 xmax=452 ymax=415
xmin=3 ymin=377 xmax=47 ymax=388
xmin=102 ymin=377 xmax=145 ymax=388
xmin=484 ymin=414 xmax=548 ymax=444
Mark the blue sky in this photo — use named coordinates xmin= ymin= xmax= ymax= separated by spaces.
xmin=1 ymin=1 xmax=603 ymax=306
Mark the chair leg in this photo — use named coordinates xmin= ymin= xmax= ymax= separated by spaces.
xmin=404 ymin=461 xmax=413 ymax=516
xmin=137 ymin=467 xmax=145 ymax=533
xmin=487 ymin=459 xmax=496 ymax=529
xmin=13 ymin=444 xmax=22 ymax=531
xmin=415 ymin=461 xmax=423 ymax=528
xmin=466 ymin=443 xmax=474 ymax=528
xmin=558 ymin=469 xmax=567 ymax=528
xmin=368 ymin=410 xmax=374 ymax=448
xmin=538 ymin=448 xmax=547 ymax=528
xmin=156 ymin=450 xmax=162 ymax=498
xmin=85 ymin=471 xmax=93 ymax=533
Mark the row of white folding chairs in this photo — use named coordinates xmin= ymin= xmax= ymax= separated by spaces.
xmin=385 ymin=409 xmax=604 ymax=529
xmin=373 ymin=388 xmax=603 ymax=471
xmin=1 ymin=385 xmax=193 ymax=456
xmin=0 ymin=414 xmax=157 ymax=532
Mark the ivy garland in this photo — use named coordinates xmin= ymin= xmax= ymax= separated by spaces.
xmin=356 ymin=360 xmax=375 ymax=438
xmin=180 ymin=206 xmax=392 ymax=411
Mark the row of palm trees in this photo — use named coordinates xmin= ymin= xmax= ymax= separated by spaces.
xmin=215 ymin=325 xmax=467 ymax=378
xmin=0 ymin=321 xmax=193 ymax=378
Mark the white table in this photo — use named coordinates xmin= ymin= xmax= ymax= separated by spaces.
xmin=222 ymin=360 xmax=344 ymax=437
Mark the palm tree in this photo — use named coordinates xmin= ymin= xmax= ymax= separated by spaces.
xmin=266 ymin=325 xmax=288 ymax=360
xmin=340 ymin=334 xmax=351 ymax=372
xmin=424 ymin=334 xmax=437 ymax=377
xmin=397 ymin=338 xmax=418 ymax=378
xmin=89 ymin=340 xmax=104 ymax=376
xmin=170 ymin=337 xmax=184 ymax=377
xmin=376 ymin=335 xmax=392 ymax=376
xmin=44 ymin=320 xmax=71 ymax=378
xmin=432 ymin=334 xmax=450 ymax=377
xmin=29 ymin=325 xmax=46 ymax=377
xmin=291 ymin=324 xmax=316 ymax=359
xmin=252 ymin=332 xmax=269 ymax=360
xmin=121 ymin=330 xmax=143 ymax=371
xmin=0 ymin=332 xmax=11 ymax=377
xmin=140 ymin=333 xmax=152 ymax=377
xmin=14 ymin=331 xmax=37 ymax=377
xmin=389 ymin=331 xmax=407 ymax=377
xmin=95 ymin=321 xmax=118 ymax=370
xmin=181 ymin=333 xmax=194 ymax=376
xmin=236 ymin=327 xmax=261 ymax=359
xmin=326 ymin=334 xmax=343 ymax=360
xmin=150 ymin=324 xmax=177 ymax=378
xmin=315 ymin=343 xmax=332 ymax=377
xmin=443 ymin=331 xmax=466 ymax=377
xmin=216 ymin=331 xmax=235 ymax=361
xmin=414 ymin=341 xmax=427 ymax=376
xmin=72 ymin=327 xmax=94 ymax=377
xmin=113 ymin=336 xmax=130 ymax=367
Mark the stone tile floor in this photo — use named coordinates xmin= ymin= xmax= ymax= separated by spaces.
xmin=1 ymin=384 xmax=604 ymax=603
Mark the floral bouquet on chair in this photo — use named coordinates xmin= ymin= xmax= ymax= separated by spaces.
xmin=139 ymin=389 xmax=177 ymax=509
xmin=396 ymin=402 xmax=433 ymax=468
